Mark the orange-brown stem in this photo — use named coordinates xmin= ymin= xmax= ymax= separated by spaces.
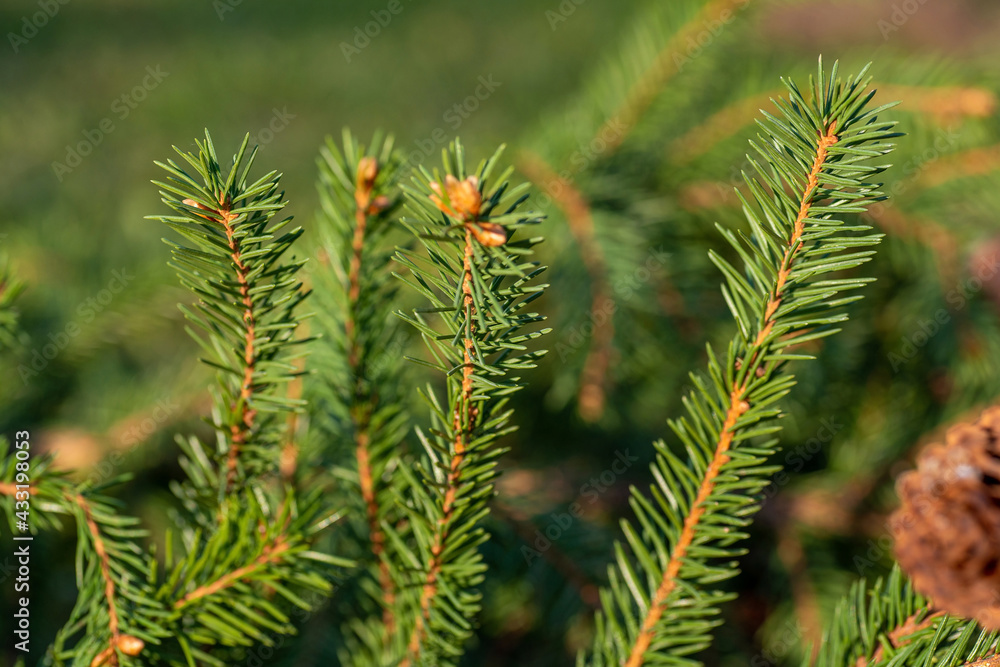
xmin=348 ymin=198 xmax=369 ymax=313
xmin=218 ymin=205 xmax=257 ymax=493
xmin=624 ymin=388 xmax=749 ymax=667
xmin=174 ymin=537 xmax=290 ymax=610
xmin=963 ymin=654 xmax=1000 ymax=667
xmin=70 ymin=494 xmax=120 ymax=665
xmin=345 ymin=183 xmax=397 ymax=632
xmin=624 ymin=122 xmax=838 ymax=667
xmin=354 ymin=426 xmax=394 ymax=623
xmin=401 ymin=229 xmax=477 ymax=667
xmin=0 ymin=482 xmax=16 ymax=495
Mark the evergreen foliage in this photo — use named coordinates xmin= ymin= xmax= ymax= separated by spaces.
xmin=0 ymin=135 xmax=347 ymax=667
xmin=7 ymin=1 xmax=1000 ymax=665
xmin=307 ymin=129 xmax=412 ymax=664
xmin=581 ymin=59 xmax=899 ymax=667
xmin=149 ymin=132 xmax=311 ymax=498
xmin=382 ymin=140 xmax=550 ymax=666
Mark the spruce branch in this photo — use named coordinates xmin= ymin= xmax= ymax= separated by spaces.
xmin=853 ymin=609 xmax=944 ymax=667
xmin=625 ymin=112 xmax=842 ymax=658
xmin=340 ymin=140 xmax=399 ymax=631
xmin=679 ymin=177 xmax=959 ymax=286
xmin=127 ymin=131 xmax=349 ymax=666
xmin=2 ymin=448 xmax=166 ymax=666
xmin=387 ymin=139 xmax=549 ymax=665
xmin=148 ymin=130 xmax=310 ymax=498
xmin=310 ymin=128 xmax=410 ymax=657
xmin=6 ymin=129 xmax=346 ymax=664
xmin=68 ymin=493 xmax=151 ymax=667
xmin=582 ymin=60 xmax=900 ymax=667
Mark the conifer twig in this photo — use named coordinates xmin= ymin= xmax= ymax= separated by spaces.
xmin=348 ymin=154 xmax=395 ymax=631
xmin=678 ymin=178 xmax=959 ymax=284
xmin=585 ymin=61 xmax=899 ymax=667
xmin=313 ymin=131 xmax=408 ymax=663
xmin=70 ymin=493 xmax=121 ymax=653
xmin=67 ymin=492 xmax=148 ymax=667
xmin=625 ymin=386 xmax=749 ymax=665
xmin=626 ymin=120 xmax=840 ymax=667
xmin=812 ymin=566 xmax=978 ymax=667
xmin=391 ymin=140 xmax=549 ymax=665
xmin=178 ymin=194 xmax=261 ymax=492
xmin=215 ymin=201 xmax=259 ymax=492
xmin=151 ymin=130 xmax=309 ymax=494
xmin=402 ymin=227 xmax=478 ymax=666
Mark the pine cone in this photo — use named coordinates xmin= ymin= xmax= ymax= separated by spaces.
xmin=891 ymin=406 xmax=1000 ymax=628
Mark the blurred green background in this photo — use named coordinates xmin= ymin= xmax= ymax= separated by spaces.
xmin=4 ymin=0 xmax=1000 ymax=665
xmin=0 ymin=0 xmax=642 ymax=440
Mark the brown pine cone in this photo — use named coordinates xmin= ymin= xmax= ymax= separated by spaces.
xmin=890 ymin=406 xmax=1000 ymax=629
